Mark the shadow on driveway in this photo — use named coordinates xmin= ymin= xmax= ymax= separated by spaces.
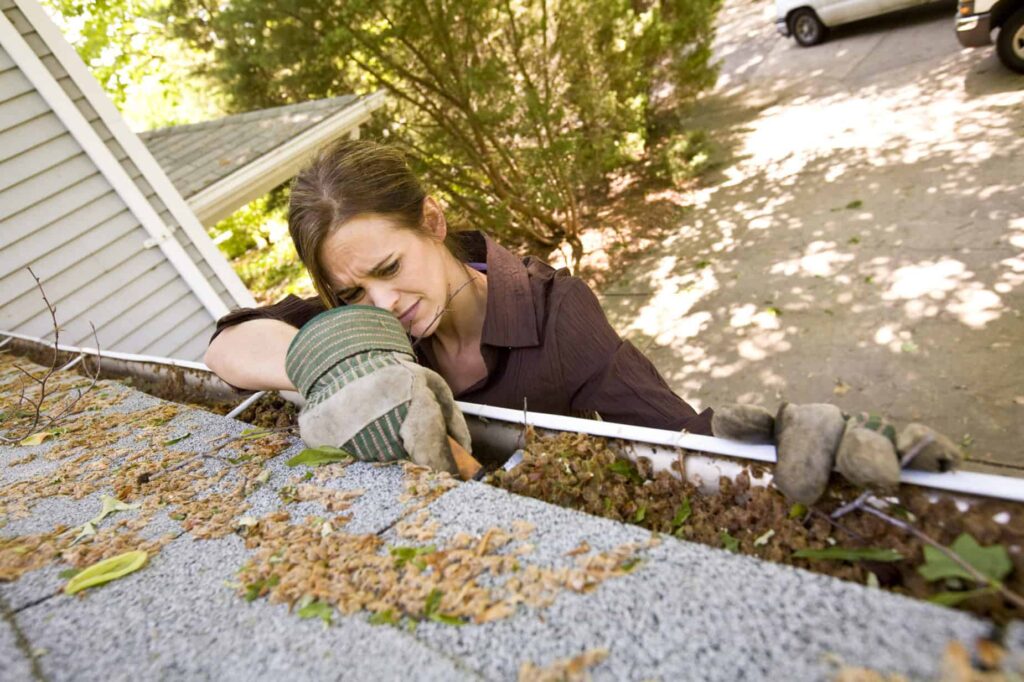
xmin=601 ymin=45 xmax=1024 ymax=474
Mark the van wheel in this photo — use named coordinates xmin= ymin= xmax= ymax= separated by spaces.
xmin=790 ymin=8 xmax=828 ymax=47
xmin=996 ymin=7 xmax=1024 ymax=73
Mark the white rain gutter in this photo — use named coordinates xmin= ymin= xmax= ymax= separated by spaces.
xmin=3 ymin=329 xmax=1022 ymax=503
xmin=1 ymin=330 xmax=209 ymax=371
xmin=456 ymin=402 xmax=1024 ymax=504
xmin=0 ymin=330 xmax=237 ymax=401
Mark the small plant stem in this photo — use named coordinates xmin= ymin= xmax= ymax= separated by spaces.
xmin=830 ymin=491 xmax=872 ymax=520
xmin=860 ymin=504 xmax=1024 ymax=611
xmin=0 ymin=271 xmax=100 ymax=443
xmin=140 ymin=426 xmax=296 ymax=484
xmin=38 ymin=323 xmax=102 ymax=427
xmin=898 ymin=434 xmax=932 ymax=468
xmin=409 ymin=269 xmax=477 ymax=350
xmin=519 ymin=397 xmax=531 ymax=450
xmin=810 ymin=507 xmax=869 ymax=543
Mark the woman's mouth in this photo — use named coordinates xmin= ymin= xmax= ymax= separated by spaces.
xmin=398 ymin=300 xmax=420 ymax=328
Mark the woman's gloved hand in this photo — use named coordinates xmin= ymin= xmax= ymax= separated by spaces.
xmin=284 ymin=305 xmax=472 ymax=474
xmin=712 ymin=403 xmax=963 ymax=505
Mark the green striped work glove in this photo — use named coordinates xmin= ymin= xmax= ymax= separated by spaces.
xmin=285 ymin=305 xmax=471 ymax=474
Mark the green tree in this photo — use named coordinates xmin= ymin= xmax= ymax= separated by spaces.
xmin=41 ymin=0 xmax=223 ymax=130
xmin=167 ymin=0 xmax=720 ymax=268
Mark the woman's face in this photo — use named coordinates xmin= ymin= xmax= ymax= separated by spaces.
xmin=320 ymin=214 xmax=452 ymax=339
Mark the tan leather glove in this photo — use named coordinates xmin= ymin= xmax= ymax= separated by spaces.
xmin=712 ymin=403 xmax=963 ymax=505
xmin=285 ymin=305 xmax=472 ymax=474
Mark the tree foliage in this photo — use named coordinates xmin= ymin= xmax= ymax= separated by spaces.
xmin=41 ymin=0 xmax=223 ymax=130
xmin=166 ymin=0 xmax=720 ymax=266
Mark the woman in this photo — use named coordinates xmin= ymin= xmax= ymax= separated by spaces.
xmin=205 ymin=139 xmax=713 ymax=435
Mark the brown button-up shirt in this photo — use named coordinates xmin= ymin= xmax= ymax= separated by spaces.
xmin=212 ymin=232 xmax=713 ymax=435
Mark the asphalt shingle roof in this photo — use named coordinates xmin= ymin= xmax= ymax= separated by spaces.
xmin=139 ymin=96 xmax=359 ymax=201
xmin=2 ymin=352 xmax=1021 ymax=680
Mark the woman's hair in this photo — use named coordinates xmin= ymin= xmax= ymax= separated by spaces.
xmin=288 ymin=138 xmax=463 ymax=308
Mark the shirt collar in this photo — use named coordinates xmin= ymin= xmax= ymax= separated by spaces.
xmin=479 ymin=232 xmax=541 ymax=348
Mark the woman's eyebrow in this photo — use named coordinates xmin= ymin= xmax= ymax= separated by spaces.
xmin=334 ymin=253 xmax=396 ymax=292
xmin=366 ymin=253 xmax=396 ymax=277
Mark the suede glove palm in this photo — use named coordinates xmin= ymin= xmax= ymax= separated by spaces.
xmin=712 ymin=404 xmax=963 ymax=505
xmin=285 ymin=305 xmax=471 ymax=474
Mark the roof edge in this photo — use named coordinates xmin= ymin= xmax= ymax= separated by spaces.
xmin=188 ymin=90 xmax=387 ymax=227
xmin=138 ymin=95 xmax=360 ymax=140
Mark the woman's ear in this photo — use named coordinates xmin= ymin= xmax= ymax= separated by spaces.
xmin=422 ymin=196 xmax=448 ymax=241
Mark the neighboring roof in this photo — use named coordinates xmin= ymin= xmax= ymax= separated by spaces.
xmin=140 ymin=92 xmax=386 ymax=226
xmin=0 ymin=0 xmax=254 ymax=361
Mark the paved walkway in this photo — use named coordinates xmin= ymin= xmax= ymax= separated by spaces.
xmin=601 ymin=0 xmax=1024 ymax=475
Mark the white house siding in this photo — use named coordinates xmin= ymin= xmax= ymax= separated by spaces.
xmin=0 ymin=6 xmax=221 ymax=361
xmin=4 ymin=1 xmax=236 ymax=306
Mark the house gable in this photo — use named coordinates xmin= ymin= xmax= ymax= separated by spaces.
xmin=0 ymin=0 xmax=255 ymax=361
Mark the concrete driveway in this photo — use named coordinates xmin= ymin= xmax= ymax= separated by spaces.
xmin=602 ymin=0 xmax=1024 ymax=474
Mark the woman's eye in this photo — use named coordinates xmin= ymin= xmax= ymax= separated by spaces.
xmin=381 ymin=260 xmax=400 ymax=277
xmin=338 ymin=287 xmax=363 ymax=303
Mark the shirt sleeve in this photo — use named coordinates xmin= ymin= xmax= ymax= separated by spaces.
xmin=209 ymin=294 xmax=326 ymax=343
xmin=553 ymin=277 xmax=713 ymax=435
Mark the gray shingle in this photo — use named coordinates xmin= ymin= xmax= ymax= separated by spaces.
xmin=140 ymin=95 xmax=360 ymax=200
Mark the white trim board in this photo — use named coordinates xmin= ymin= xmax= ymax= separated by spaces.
xmin=14 ymin=0 xmax=256 ymax=310
xmin=189 ymin=90 xmax=388 ymax=226
xmin=0 ymin=11 xmax=230 ymax=322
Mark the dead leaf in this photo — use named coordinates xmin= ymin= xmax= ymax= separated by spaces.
xmin=833 ymin=666 xmax=906 ymax=681
xmin=833 ymin=380 xmax=850 ymax=396
xmin=519 ymin=648 xmax=609 ymax=682
xmin=89 ymin=495 xmax=141 ymax=525
xmin=941 ymin=641 xmax=974 ymax=681
xmin=19 ymin=432 xmax=54 ymax=446
xmin=565 ymin=541 xmax=591 ymax=557
xmin=476 ymin=600 xmax=515 ymax=623
xmin=64 ymin=550 xmax=148 ymax=595
xmin=975 ymin=639 xmax=1004 ymax=669
xmin=70 ymin=522 xmax=96 ymax=546
xmin=476 ymin=528 xmax=496 ymax=556
xmin=511 ymin=520 xmax=535 ymax=540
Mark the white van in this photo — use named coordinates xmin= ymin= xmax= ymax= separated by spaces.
xmin=776 ymin=0 xmax=947 ymax=45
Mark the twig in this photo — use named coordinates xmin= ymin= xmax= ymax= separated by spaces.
xmin=409 ymin=267 xmax=478 ymax=350
xmin=810 ymin=507 xmax=869 ymax=543
xmin=898 ymin=434 xmax=932 ymax=468
xmin=138 ymin=425 xmax=296 ymax=485
xmin=40 ymin=323 xmax=102 ymax=426
xmin=830 ymin=490 xmax=873 ymax=521
xmin=516 ymin=397 xmax=531 ymax=451
xmin=0 ymin=269 xmax=102 ymax=443
xmin=860 ymin=504 xmax=1024 ymax=611
xmin=10 ymin=364 xmax=45 ymax=386
xmin=797 ymin=426 xmax=1022 ymax=611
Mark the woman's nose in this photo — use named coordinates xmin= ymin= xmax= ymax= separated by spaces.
xmin=366 ymin=284 xmax=400 ymax=313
